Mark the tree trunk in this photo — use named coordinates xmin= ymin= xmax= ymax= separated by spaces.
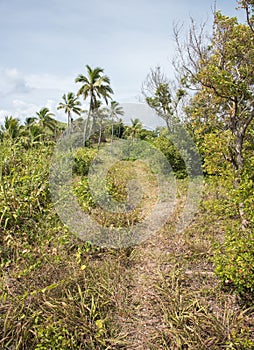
xmin=97 ymin=122 xmax=102 ymax=150
xmin=67 ymin=112 xmax=71 ymax=135
xmin=235 ymin=133 xmax=244 ymax=173
xmin=84 ymin=95 xmax=93 ymax=146
xmin=111 ymin=117 xmax=114 ymax=144
xmin=233 ymin=132 xmax=248 ymax=230
xmin=83 ymin=112 xmax=90 ymax=146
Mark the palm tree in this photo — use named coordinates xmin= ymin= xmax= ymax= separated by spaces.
xmin=108 ymin=101 xmax=124 ymax=143
xmin=20 ymin=116 xmax=42 ymax=148
xmin=129 ymin=118 xmax=143 ymax=141
xmin=36 ymin=107 xmax=57 ymax=134
xmin=24 ymin=117 xmax=37 ymax=126
xmin=57 ymin=92 xmax=82 ymax=131
xmin=0 ymin=116 xmax=20 ymax=140
xmin=75 ymin=65 xmax=113 ymax=145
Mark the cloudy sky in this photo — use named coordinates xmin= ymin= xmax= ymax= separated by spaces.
xmin=0 ymin=0 xmax=245 ymax=126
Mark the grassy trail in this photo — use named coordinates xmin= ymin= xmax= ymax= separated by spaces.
xmin=1 ymin=159 xmax=254 ymax=349
xmin=105 ymin=161 xmax=254 ymax=349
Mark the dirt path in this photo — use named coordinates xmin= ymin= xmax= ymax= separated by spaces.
xmin=115 ymin=161 xmax=186 ymax=349
xmin=112 ymin=161 xmax=227 ymax=349
xmin=89 ymin=158 xmax=247 ymax=349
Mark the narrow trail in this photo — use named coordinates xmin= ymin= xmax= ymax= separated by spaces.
xmin=117 ymin=220 xmax=215 ymax=349
xmin=120 ymin=248 xmax=165 ymax=348
xmin=113 ymin=161 xmax=217 ymax=349
xmin=115 ymin=161 xmax=187 ymax=349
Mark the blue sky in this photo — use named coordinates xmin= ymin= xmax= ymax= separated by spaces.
xmin=0 ymin=0 xmax=245 ymax=127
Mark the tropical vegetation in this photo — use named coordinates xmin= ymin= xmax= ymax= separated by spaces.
xmin=0 ymin=1 xmax=254 ymax=348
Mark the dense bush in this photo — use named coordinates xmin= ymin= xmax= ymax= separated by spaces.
xmin=152 ymin=135 xmax=187 ymax=178
xmin=0 ymin=140 xmax=127 ymax=348
xmin=0 ymin=141 xmax=52 ymax=231
xmin=72 ymin=147 xmax=97 ymax=176
xmin=215 ymin=226 xmax=254 ymax=296
xmin=214 ymin=170 xmax=254 ymax=296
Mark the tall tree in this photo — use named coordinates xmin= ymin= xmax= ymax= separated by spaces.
xmin=95 ymin=107 xmax=108 ymax=150
xmin=108 ymin=101 xmax=124 ymax=143
xmin=175 ymin=12 xmax=254 ymax=175
xmin=75 ymin=65 xmax=113 ymax=145
xmin=175 ymin=11 xmax=254 ymax=229
xmin=57 ymin=92 xmax=82 ymax=131
xmin=142 ymin=67 xmax=185 ymax=133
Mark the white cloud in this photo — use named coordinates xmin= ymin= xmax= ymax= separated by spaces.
xmin=12 ymin=99 xmax=39 ymax=117
xmin=45 ymin=99 xmax=67 ymax=123
xmin=0 ymin=67 xmax=83 ymax=124
xmin=0 ymin=68 xmax=31 ymax=96
xmin=26 ymin=73 xmax=76 ymax=91
xmin=0 ymin=100 xmax=40 ymax=123
xmin=0 ymin=98 xmax=67 ymax=125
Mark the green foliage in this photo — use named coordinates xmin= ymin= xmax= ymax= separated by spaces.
xmin=226 ymin=329 xmax=254 ymax=350
xmin=177 ymin=8 xmax=254 ymax=298
xmin=57 ymin=92 xmax=82 ymax=129
xmin=36 ymin=107 xmax=58 ymax=134
xmin=72 ymin=176 xmax=96 ymax=212
xmin=146 ymin=83 xmax=173 ymax=116
xmin=72 ymin=159 xmax=155 ymax=230
xmin=2 ymin=8 xmax=254 ymax=345
xmin=75 ymin=65 xmax=114 ymax=145
xmin=108 ymin=120 xmax=125 ymax=139
xmin=75 ymin=65 xmax=113 ymax=109
xmin=214 ymin=171 xmax=254 ymax=296
xmin=0 ymin=136 xmax=253 ymax=348
xmin=0 ymin=141 xmax=52 ymax=231
xmin=0 ymin=116 xmax=20 ymax=140
xmin=0 ymin=140 xmax=127 ymax=348
xmin=186 ymin=11 xmax=254 ymax=174
xmin=153 ymin=134 xmax=187 ymax=178
xmin=201 ymin=130 xmax=234 ymax=176
xmin=142 ymin=66 xmax=186 ymax=134
xmin=214 ymin=227 xmax=254 ymax=296
xmin=138 ymin=128 xmax=157 ymax=141
xmin=123 ymin=118 xmax=143 ymax=140
xmin=72 ymin=147 xmax=97 ymax=176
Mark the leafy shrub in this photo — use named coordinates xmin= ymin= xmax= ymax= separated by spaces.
xmin=214 ymin=173 xmax=254 ymax=297
xmin=153 ymin=135 xmax=187 ymax=178
xmin=202 ymin=135 xmax=254 ymax=298
xmin=72 ymin=147 xmax=97 ymax=176
xmin=0 ymin=141 xmax=52 ymax=230
xmin=214 ymin=227 xmax=254 ymax=296
xmin=72 ymin=177 xmax=96 ymax=212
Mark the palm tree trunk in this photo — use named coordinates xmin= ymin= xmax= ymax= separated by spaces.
xmin=97 ymin=121 xmax=102 ymax=150
xmin=84 ymin=95 xmax=93 ymax=146
xmin=87 ymin=93 xmax=97 ymax=141
xmin=88 ymin=114 xmax=96 ymax=140
xmin=111 ymin=117 xmax=114 ymax=144
xmin=67 ymin=111 xmax=71 ymax=134
xmin=83 ymin=113 xmax=90 ymax=146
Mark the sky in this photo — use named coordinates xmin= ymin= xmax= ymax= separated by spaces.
xmin=0 ymin=0 xmax=246 ymax=127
